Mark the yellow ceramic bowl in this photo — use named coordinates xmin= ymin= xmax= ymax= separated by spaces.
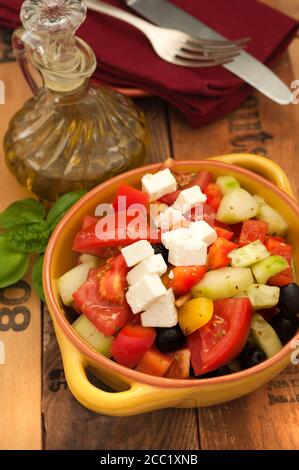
xmin=44 ymin=154 xmax=299 ymax=416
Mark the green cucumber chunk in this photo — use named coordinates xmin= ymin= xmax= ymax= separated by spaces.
xmin=79 ymin=254 xmax=99 ymax=264
xmin=229 ymin=240 xmax=270 ymax=268
xmin=251 ymin=255 xmax=288 ymax=284
xmin=73 ymin=315 xmax=113 ymax=357
xmin=255 ymin=198 xmax=288 ymax=236
xmin=58 ymin=260 xmax=97 ymax=306
xmin=247 ymin=284 xmax=280 ymax=309
xmin=253 ymin=195 xmax=266 ymax=207
xmin=191 ymin=267 xmax=254 ymax=300
xmin=251 ymin=313 xmax=282 ymax=358
xmin=216 ymin=188 xmax=258 ymax=224
xmin=216 ymin=175 xmax=240 ymax=195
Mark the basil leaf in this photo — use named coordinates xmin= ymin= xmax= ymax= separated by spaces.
xmin=0 ymin=253 xmax=29 ymax=288
xmin=0 ymin=258 xmax=29 ymax=288
xmin=5 ymin=221 xmax=50 ymax=254
xmin=32 ymin=255 xmax=45 ymax=301
xmin=0 ymin=235 xmax=28 ymax=282
xmin=0 ymin=198 xmax=45 ymax=229
xmin=46 ymin=190 xmax=87 ymax=232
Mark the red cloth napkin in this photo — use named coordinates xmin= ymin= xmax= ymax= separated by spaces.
xmin=0 ymin=0 xmax=298 ymax=127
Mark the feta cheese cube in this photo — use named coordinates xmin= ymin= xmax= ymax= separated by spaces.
xmin=173 ymin=185 xmax=207 ymax=213
xmin=161 ymin=227 xmax=190 ymax=249
xmin=142 ymin=169 xmax=177 ymax=202
xmin=190 ymin=220 xmax=217 ymax=246
xmin=168 ymin=237 xmax=207 ymax=266
xmin=127 ymin=254 xmax=167 ymax=285
xmin=121 ymin=240 xmax=154 ymax=267
xmin=125 ymin=274 xmax=167 ymax=314
xmin=154 ymin=207 xmax=186 ymax=231
xmin=141 ymin=289 xmax=178 ymax=328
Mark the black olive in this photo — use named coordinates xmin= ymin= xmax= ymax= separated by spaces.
xmin=152 ymin=244 xmax=169 ymax=264
xmin=278 ymin=283 xmax=299 ymax=318
xmin=197 ymin=365 xmax=231 ymax=378
xmin=239 ymin=344 xmax=267 ymax=369
xmin=155 ymin=325 xmax=185 ymax=353
xmin=270 ymin=314 xmax=298 ymax=345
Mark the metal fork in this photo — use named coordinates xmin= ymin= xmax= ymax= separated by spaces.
xmin=85 ymin=0 xmax=250 ymax=67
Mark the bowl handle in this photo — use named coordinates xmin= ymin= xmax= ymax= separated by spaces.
xmin=210 ymin=153 xmax=295 ymax=198
xmin=54 ymin=322 xmax=181 ymax=415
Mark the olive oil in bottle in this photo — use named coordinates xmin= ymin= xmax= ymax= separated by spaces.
xmin=4 ymin=0 xmax=149 ymax=201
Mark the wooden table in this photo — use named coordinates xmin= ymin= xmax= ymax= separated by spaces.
xmin=0 ymin=0 xmax=299 ymax=451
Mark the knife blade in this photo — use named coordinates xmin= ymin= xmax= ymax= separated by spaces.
xmin=124 ymin=0 xmax=293 ymax=104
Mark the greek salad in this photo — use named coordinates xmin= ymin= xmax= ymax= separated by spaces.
xmin=57 ymin=167 xmax=299 ymax=378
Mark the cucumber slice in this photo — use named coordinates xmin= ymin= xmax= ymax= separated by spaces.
xmin=73 ymin=315 xmax=113 ymax=357
xmin=253 ymin=195 xmax=266 ymax=207
xmin=216 ymin=175 xmax=240 ymax=195
xmin=229 ymin=240 xmax=270 ymax=268
xmin=256 ymin=203 xmax=288 ymax=236
xmin=216 ymin=188 xmax=258 ymax=224
xmin=58 ymin=260 xmax=97 ymax=306
xmin=251 ymin=314 xmax=282 ymax=358
xmin=247 ymin=284 xmax=280 ymax=309
xmin=191 ymin=267 xmax=254 ymax=300
xmin=251 ymin=255 xmax=288 ymax=284
xmin=79 ymin=254 xmax=99 ymax=264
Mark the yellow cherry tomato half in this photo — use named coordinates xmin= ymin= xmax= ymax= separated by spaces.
xmin=178 ymin=297 xmax=214 ymax=336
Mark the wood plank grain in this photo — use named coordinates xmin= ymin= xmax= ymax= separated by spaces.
xmin=0 ymin=62 xmax=42 ymax=450
xmin=262 ymin=1 xmax=299 ymax=97
xmin=42 ymin=100 xmax=199 ymax=451
xmin=170 ymin=53 xmax=299 ymax=173
xmin=199 ymin=365 xmax=299 ymax=450
xmin=262 ymin=0 xmax=299 ymax=20
xmin=141 ymin=98 xmax=172 ymax=164
xmin=43 ymin=311 xmax=198 ymax=450
xmin=170 ymin=52 xmax=299 ymax=450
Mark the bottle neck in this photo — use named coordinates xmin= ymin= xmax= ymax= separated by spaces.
xmin=31 ymin=34 xmax=97 ymax=93
xmin=47 ymin=78 xmax=91 ymax=103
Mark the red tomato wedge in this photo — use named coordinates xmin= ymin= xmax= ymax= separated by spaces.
xmin=73 ymin=255 xmax=130 ymax=336
xmin=81 ymin=215 xmax=99 ymax=230
xmin=162 ymin=266 xmax=206 ymax=297
xmin=202 ymin=204 xmax=216 ymax=226
xmin=158 ymin=171 xmax=213 ymax=205
xmin=112 ymin=324 xmax=156 ymax=368
xmin=73 ymin=212 xmax=160 ymax=256
xmin=158 ymin=189 xmax=181 ymax=206
xmin=268 ymin=269 xmax=293 ymax=287
xmin=214 ymin=226 xmax=234 ymax=241
xmin=188 ymin=298 xmax=252 ymax=376
xmin=203 ymin=183 xmax=222 ymax=211
xmin=165 ymin=349 xmax=191 ymax=379
xmin=238 ymin=220 xmax=268 ymax=246
xmin=229 ymin=222 xmax=243 ymax=241
xmin=191 ymin=204 xmax=216 ymax=227
xmin=112 ymin=185 xmax=149 ymax=212
xmin=208 ymin=238 xmax=237 ymax=270
xmin=135 ymin=349 xmax=173 ymax=376
xmin=99 ymin=254 xmax=128 ymax=304
xmin=190 ymin=171 xmax=213 ymax=192
xmin=265 ymin=237 xmax=293 ymax=286
xmin=265 ymin=237 xmax=292 ymax=261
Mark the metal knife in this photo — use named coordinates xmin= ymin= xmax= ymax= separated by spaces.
xmin=124 ymin=0 xmax=293 ymax=104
